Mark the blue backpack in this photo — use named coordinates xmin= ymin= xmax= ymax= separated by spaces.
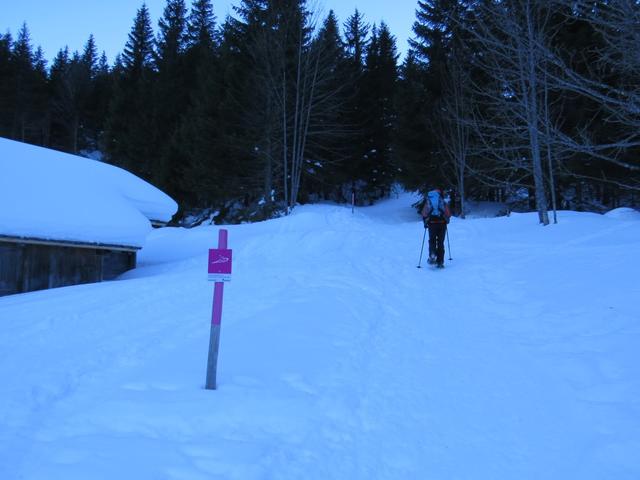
xmin=427 ymin=190 xmax=445 ymax=219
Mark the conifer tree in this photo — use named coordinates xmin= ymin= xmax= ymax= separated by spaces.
xmin=79 ymin=45 xmax=113 ymax=154
xmin=122 ymin=3 xmax=155 ymax=75
xmin=397 ymin=0 xmax=469 ymax=193
xmin=104 ymin=4 xmax=156 ymax=179
xmin=157 ymin=0 xmax=188 ymax=66
xmin=152 ymin=0 xmax=190 ymax=194
xmin=88 ymin=51 xmax=113 ymax=154
xmin=410 ymin=0 xmax=459 ymax=65
xmin=395 ymin=51 xmax=433 ymax=190
xmin=11 ymin=24 xmax=35 ymax=142
xmin=361 ymin=22 xmax=399 ymax=200
xmin=175 ymin=1 xmax=231 ymax=210
xmin=50 ymin=35 xmax=103 ymax=154
xmin=341 ymin=9 xmax=370 ymax=200
xmin=0 ymin=33 xmax=14 ymax=137
xmin=49 ymin=47 xmax=88 ymax=153
xmin=344 ymin=9 xmax=369 ymax=67
xmin=48 ymin=46 xmax=73 ymax=150
xmin=81 ymin=34 xmax=98 ymax=73
xmin=8 ymin=24 xmax=48 ymax=145
xmin=229 ymin=0 xmax=310 ymax=211
xmin=302 ymin=10 xmax=351 ymax=201
xmin=188 ymin=0 xmax=217 ymax=49
xmin=31 ymin=46 xmax=49 ymax=145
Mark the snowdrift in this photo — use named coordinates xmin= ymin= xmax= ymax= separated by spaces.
xmin=0 ymin=137 xmax=177 ymax=247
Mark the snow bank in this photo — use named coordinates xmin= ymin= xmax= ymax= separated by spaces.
xmin=604 ymin=207 xmax=640 ymax=221
xmin=0 ymin=138 xmax=177 ymax=247
xmin=464 ymin=200 xmax=508 ymax=218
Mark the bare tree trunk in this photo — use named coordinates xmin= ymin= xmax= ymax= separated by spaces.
xmin=282 ymin=72 xmax=289 ymax=213
xmin=245 ymin=5 xmax=345 ymax=214
xmin=436 ymin=59 xmax=470 ymax=219
xmin=457 ymin=167 xmax=466 ymax=219
xmin=72 ymin=114 xmax=79 ymax=154
xmin=289 ymin=28 xmax=304 ymax=211
xmin=264 ymin=134 xmax=273 ymax=205
xmin=293 ymin=46 xmax=320 ymax=208
xmin=542 ymin=68 xmax=558 ymax=224
xmin=522 ymin=1 xmax=549 ymax=225
xmin=460 ymin=0 xmax=554 ymax=224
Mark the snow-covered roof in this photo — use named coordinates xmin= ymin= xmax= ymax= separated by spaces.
xmin=0 ymin=137 xmax=178 ymax=248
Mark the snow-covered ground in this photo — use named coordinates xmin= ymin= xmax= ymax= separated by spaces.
xmin=1 ymin=192 xmax=639 ymax=480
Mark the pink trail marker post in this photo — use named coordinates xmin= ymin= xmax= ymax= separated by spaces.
xmin=205 ymin=229 xmax=232 ymax=390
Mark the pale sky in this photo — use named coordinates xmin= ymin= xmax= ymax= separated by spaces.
xmin=3 ymin=0 xmax=418 ymax=65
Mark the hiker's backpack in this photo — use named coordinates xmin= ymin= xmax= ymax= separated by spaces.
xmin=427 ymin=190 xmax=445 ymax=219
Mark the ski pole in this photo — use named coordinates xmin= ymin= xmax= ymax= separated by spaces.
xmin=446 ymin=226 xmax=452 ymax=260
xmin=417 ymin=226 xmax=427 ymax=268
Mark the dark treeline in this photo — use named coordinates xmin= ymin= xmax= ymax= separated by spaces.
xmin=1 ymin=0 xmax=639 ymax=225
xmin=397 ymin=0 xmax=640 ymax=223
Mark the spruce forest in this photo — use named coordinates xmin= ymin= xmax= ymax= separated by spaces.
xmin=2 ymin=0 xmax=639 ymax=225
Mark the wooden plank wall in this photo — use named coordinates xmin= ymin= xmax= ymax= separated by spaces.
xmin=101 ymin=250 xmax=136 ymax=280
xmin=0 ymin=243 xmax=23 ymax=296
xmin=0 ymin=242 xmax=136 ymax=296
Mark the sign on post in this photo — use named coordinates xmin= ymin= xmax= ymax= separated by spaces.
xmin=205 ymin=229 xmax=232 ymax=390
xmin=208 ymin=249 xmax=232 ymax=282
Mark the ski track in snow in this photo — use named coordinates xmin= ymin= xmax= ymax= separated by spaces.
xmin=1 ymin=193 xmax=639 ymax=479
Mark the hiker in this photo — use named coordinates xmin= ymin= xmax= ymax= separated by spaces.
xmin=421 ymin=188 xmax=451 ymax=268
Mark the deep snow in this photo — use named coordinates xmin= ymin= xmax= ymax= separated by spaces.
xmin=0 ymin=138 xmax=177 ymax=247
xmin=0 ymin=192 xmax=639 ymax=479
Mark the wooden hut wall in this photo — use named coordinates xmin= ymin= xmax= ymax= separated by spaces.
xmin=101 ymin=250 xmax=136 ymax=280
xmin=0 ymin=242 xmax=136 ymax=296
xmin=0 ymin=242 xmax=24 ymax=296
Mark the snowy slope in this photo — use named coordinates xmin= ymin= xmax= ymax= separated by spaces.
xmin=0 ymin=138 xmax=177 ymax=247
xmin=0 ymin=193 xmax=639 ymax=480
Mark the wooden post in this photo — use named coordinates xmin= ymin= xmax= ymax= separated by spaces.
xmin=205 ymin=229 xmax=228 ymax=390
